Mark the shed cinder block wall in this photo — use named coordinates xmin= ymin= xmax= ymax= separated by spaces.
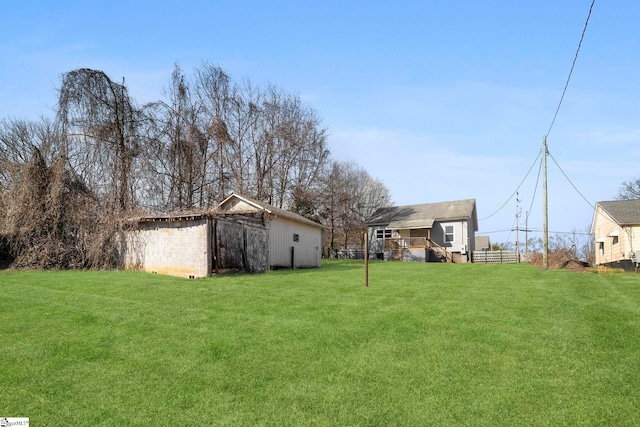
xmin=125 ymin=218 xmax=210 ymax=278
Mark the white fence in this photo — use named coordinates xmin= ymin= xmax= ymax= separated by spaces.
xmin=472 ymin=250 xmax=517 ymax=264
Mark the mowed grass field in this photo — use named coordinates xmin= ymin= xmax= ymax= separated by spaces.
xmin=1 ymin=260 xmax=639 ymax=426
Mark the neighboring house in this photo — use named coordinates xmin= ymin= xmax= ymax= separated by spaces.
xmin=366 ymin=199 xmax=478 ymax=263
xmin=475 ymin=236 xmax=491 ymax=251
xmin=591 ymin=199 xmax=640 ymax=271
xmin=123 ymin=193 xmax=323 ymax=278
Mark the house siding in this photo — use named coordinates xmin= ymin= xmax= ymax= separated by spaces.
xmin=435 ymin=220 xmax=470 ymax=262
xmin=592 ymin=205 xmax=640 ymax=266
xmin=593 ymin=207 xmax=625 ymax=265
xmin=269 ymin=216 xmax=322 ymax=268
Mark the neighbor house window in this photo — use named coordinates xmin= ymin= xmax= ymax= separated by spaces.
xmin=293 ymin=233 xmax=299 ymax=242
xmin=376 ymin=229 xmax=392 ymax=239
xmin=445 ymin=226 xmax=454 ymax=242
xmin=612 ymin=236 xmax=619 ymax=245
xmin=599 ymin=242 xmax=604 ymax=256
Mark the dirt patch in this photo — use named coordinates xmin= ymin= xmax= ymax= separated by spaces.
xmin=528 ymin=251 xmax=588 ymax=272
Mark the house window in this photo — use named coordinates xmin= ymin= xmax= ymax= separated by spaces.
xmin=612 ymin=236 xmax=619 ymax=245
xmin=599 ymin=242 xmax=604 ymax=256
xmin=445 ymin=226 xmax=454 ymax=242
xmin=376 ymin=229 xmax=392 ymax=239
xmin=293 ymin=233 xmax=299 ymax=242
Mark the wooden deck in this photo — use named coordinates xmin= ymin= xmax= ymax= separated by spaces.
xmin=383 ymin=238 xmax=453 ymax=262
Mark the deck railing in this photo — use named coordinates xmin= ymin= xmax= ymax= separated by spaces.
xmin=383 ymin=237 xmax=427 ymax=249
xmin=383 ymin=237 xmax=453 ymax=262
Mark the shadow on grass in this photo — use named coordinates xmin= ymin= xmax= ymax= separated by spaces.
xmin=268 ymin=259 xmax=366 ymax=275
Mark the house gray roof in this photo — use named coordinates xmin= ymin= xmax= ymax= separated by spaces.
xmin=597 ymin=199 xmax=640 ymax=226
xmin=366 ymin=199 xmax=478 ymax=230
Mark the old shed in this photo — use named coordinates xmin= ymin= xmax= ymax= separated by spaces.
xmin=123 ymin=194 xmax=322 ymax=278
xmin=217 ymin=194 xmax=323 ymax=270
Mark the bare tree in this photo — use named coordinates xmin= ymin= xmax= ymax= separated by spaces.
xmin=58 ymin=68 xmax=141 ymax=212
xmin=617 ymin=178 xmax=640 ymax=200
xmin=195 ymin=62 xmax=234 ymax=202
xmin=254 ymin=87 xmax=329 ymax=208
xmin=143 ymin=64 xmax=211 ymax=210
xmin=319 ymin=160 xmax=391 ymax=251
xmin=1 ymin=63 xmax=393 ymax=269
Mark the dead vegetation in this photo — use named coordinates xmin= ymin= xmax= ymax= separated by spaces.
xmin=527 ymin=250 xmax=589 ymax=272
xmin=1 ymin=147 xmax=125 ymax=269
xmin=0 ymin=65 xmax=389 ymax=271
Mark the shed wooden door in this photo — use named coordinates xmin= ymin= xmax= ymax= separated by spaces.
xmin=217 ymin=221 xmax=244 ymax=269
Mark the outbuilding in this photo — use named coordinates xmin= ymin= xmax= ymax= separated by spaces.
xmin=217 ymin=193 xmax=323 ymax=270
xmin=123 ymin=193 xmax=323 ymax=278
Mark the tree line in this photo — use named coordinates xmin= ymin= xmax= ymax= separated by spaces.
xmin=0 ymin=63 xmax=390 ymax=268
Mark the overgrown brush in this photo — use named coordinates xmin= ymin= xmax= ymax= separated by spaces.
xmin=1 ymin=147 xmax=125 ymax=269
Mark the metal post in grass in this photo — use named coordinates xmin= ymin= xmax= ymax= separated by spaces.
xmin=364 ymin=231 xmax=369 ymax=287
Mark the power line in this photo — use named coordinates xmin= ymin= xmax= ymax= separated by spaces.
xmin=546 ymin=0 xmax=596 ymax=137
xmin=525 ymin=154 xmax=543 ymax=225
xmin=479 ymin=150 xmax=541 ymax=221
xmin=483 ymin=228 xmax=592 ymax=236
xmin=547 ymin=150 xmax=595 ymax=210
xmin=481 ymin=0 xmax=596 ymax=237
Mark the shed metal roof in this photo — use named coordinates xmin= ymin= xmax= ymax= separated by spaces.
xmin=217 ymin=193 xmax=324 ymax=229
xmin=129 ymin=194 xmax=324 ymax=230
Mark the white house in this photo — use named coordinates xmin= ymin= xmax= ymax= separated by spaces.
xmin=591 ymin=199 xmax=640 ymax=271
xmin=366 ymin=199 xmax=478 ymax=263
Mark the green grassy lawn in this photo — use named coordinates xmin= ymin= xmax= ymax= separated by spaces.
xmin=1 ymin=260 xmax=639 ymax=426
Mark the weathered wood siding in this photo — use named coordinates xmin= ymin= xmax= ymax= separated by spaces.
xmin=125 ymin=219 xmax=210 ymax=278
xmin=269 ymin=216 xmax=322 ymax=268
xmin=245 ymin=223 xmax=269 ymax=272
xmin=217 ymin=220 xmax=244 ymax=270
xmin=215 ymin=217 xmax=268 ymax=273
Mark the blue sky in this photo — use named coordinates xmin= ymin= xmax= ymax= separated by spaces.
xmin=2 ymin=0 xmax=639 ymax=245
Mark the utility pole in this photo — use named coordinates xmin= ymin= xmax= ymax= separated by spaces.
xmin=515 ymin=192 xmax=520 ymax=263
xmin=542 ymin=136 xmax=549 ymax=269
xmin=525 ymin=211 xmax=529 ymax=254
